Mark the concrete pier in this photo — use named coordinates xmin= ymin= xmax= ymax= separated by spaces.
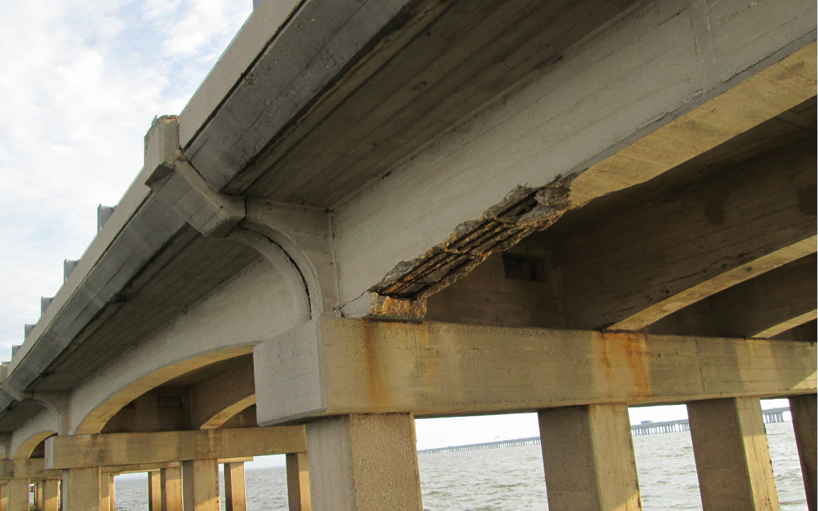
xmin=64 ymin=468 xmax=101 ymax=511
xmin=6 ymin=479 xmax=26 ymax=511
xmin=286 ymin=452 xmax=311 ymax=511
xmin=224 ymin=462 xmax=247 ymax=511
xmin=539 ymin=405 xmax=641 ymax=511
xmin=790 ymin=395 xmax=817 ymax=511
xmin=688 ymin=398 xmax=780 ymax=511
xmin=182 ymin=460 xmax=219 ymax=511
xmin=161 ymin=466 xmax=183 ymax=511
xmin=307 ymin=414 xmax=422 ymax=511
xmin=42 ymin=479 xmax=59 ymax=511
xmin=148 ymin=470 xmax=162 ymax=510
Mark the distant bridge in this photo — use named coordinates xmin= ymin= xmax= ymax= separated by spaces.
xmin=419 ymin=408 xmax=791 ymax=455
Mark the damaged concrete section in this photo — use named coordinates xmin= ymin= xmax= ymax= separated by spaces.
xmin=369 ymin=175 xmax=574 ymax=303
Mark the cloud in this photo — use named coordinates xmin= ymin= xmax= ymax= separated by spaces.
xmin=0 ymin=1 xmax=249 ymax=360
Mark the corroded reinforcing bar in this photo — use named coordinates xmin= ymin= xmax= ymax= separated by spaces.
xmin=253 ymin=318 xmax=816 ymax=425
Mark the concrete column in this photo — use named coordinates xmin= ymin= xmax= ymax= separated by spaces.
xmin=688 ymin=397 xmax=779 ymax=511
xmin=306 ymin=413 xmax=422 ymax=511
xmin=790 ymin=394 xmax=816 ymax=511
xmin=6 ymin=479 xmax=28 ymax=511
xmin=161 ymin=466 xmax=183 ymax=511
xmin=538 ymin=404 xmax=641 ymax=511
xmin=99 ymin=473 xmax=116 ymax=511
xmin=0 ymin=484 xmax=6 ymax=511
xmin=182 ymin=460 xmax=219 ymax=511
xmin=64 ymin=467 xmax=101 ymax=511
xmin=34 ymin=482 xmax=44 ymax=508
xmin=286 ymin=452 xmax=311 ymax=511
xmin=148 ymin=470 xmax=163 ymax=511
xmin=224 ymin=462 xmax=247 ymax=511
xmin=42 ymin=480 xmax=60 ymax=511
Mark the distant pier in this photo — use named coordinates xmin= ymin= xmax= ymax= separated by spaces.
xmin=419 ymin=407 xmax=791 ymax=455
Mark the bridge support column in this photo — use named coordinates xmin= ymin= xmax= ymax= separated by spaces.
xmin=161 ymin=466 xmax=183 ymax=511
xmin=286 ymin=452 xmax=311 ymax=511
xmin=182 ymin=459 xmax=219 ymax=511
xmin=538 ymin=404 xmax=641 ymax=511
xmin=100 ymin=473 xmax=115 ymax=511
xmin=6 ymin=478 xmax=28 ymax=511
xmin=0 ymin=484 xmax=6 ymax=511
xmin=790 ymin=394 xmax=816 ymax=511
xmin=42 ymin=480 xmax=60 ymax=511
xmin=64 ymin=467 xmax=101 ymax=511
xmin=688 ymin=397 xmax=779 ymax=511
xmin=148 ymin=470 xmax=162 ymax=511
xmin=34 ymin=481 xmax=43 ymax=508
xmin=224 ymin=462 xmax=247 ymax=511
xmin=306 ymin=413 xmax=422 ymax=511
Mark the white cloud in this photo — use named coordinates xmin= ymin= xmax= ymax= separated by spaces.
xmin=0 ymin=1 xmax=249 ymax=360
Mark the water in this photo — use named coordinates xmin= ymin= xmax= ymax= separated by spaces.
xmin=114 ymin=422 xmax=806 ymax=510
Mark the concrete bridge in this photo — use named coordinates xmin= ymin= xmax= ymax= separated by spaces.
xmin=0 ymin=0 xmax=815 ymax=510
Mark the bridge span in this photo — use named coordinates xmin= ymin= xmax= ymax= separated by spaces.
xmin=0 ymin=0 xmax=815 ymax=510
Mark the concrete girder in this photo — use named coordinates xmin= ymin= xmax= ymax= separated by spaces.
xmin=650 ymin=255 xmax=817 ymax=338
xmin=253 ymin=318 xmax=816 ymax=425
xmin=189 ymin=357 xmax=255 ymax=430
xmin=548 ymin=142 xmax=816 ymax=331
xmin=331 ymin=7 xmax=816 ymax=317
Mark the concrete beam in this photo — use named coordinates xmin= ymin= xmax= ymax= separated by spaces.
xmin=0 ymin=458 xmax=61 ymax=481
xmin=253 ymin=318 xmax=816 ymax=424
xmin=333 ymin=9 xmax=817 ymax=317
xmin=650 ymin=255 xmax=817 ymax=338
xmin=189 ymin=358 xmax=254 ymax=429
xmin=44 ymin=426 xmax=305 ymax=470
xmin=549 ymin=142 xmax=816 ymax=331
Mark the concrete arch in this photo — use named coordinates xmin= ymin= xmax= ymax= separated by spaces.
xmin=70 ymin=242 xmax=311 ymax=434
xmin=200 ymin=395 xmax=257 ymax=430
xmin=13 ymin=430 xmax=56 ymax=459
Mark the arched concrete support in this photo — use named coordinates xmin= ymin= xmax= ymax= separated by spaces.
xmin=9 ymin=405 xmax=62 ymax=460
xmin=69 ymin=253 xmax=310 ymax=434
xmin=189 ymin=357 xmax=255 ymax=430
xmin=12 ymin=431 xmax=56 ymax=460
xmin=200 ymin=396 xmax=256 ymax=431
xmin=75 ymin=345 xmax=254 ymax=435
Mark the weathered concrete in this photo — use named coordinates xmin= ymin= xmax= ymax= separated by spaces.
xmin=45 ymin=427 xmax=305 ymax=469
xmin=538 ymin=404 xmax=641 ymax=511
xmin=64 ymin=467 xmax=100 ymax=511
xmin=651 ymin=255 xmax=817 ymax=339
xmin=100 ymin=473 xmax=115 ymax=511
xmin=306 ymin=414 xmax=422 ymax=511
xmin=148 ymin=470 xmax=162 ymax=511
xmin=224 ymin=462 xmax=247 ymax=511
xmin=161 ymin=466 xmax=183 ymax=511
xmin=254 ymin=318 xmax=816 ymax=424
xmin=688 ymin=398 xmax=780 ymax=511
xmin=70 ymin=256 xmax=307 ymax=434
xmin=333 ymin=2 xmax=816 ymax=317
xmin=42 ymin=479 xmax=59 ymax=511
xmin=790 ymin=394 xmax=817 ymax=511
xmin=182 ymin=459 xmax=219 ymax=511
xmin=286 ymin=452 xmax=311 ymax=511
xmin=5 ymin=479 xmax=26 ymax=511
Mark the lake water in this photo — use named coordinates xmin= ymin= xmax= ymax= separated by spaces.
xmin=114 ymin=421 xmax=806 ymax=510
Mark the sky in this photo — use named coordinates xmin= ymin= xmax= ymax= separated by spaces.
xmin=0 ymin=0 xmax=791 ymax=473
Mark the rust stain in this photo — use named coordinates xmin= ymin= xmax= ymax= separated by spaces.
xmin=362 ymin=321 xmax=389 ymax=409
xmin=599 ymin=331 xmax=652 ymax=399
xmin=368 ymin=295 xmax=427 ymax=321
